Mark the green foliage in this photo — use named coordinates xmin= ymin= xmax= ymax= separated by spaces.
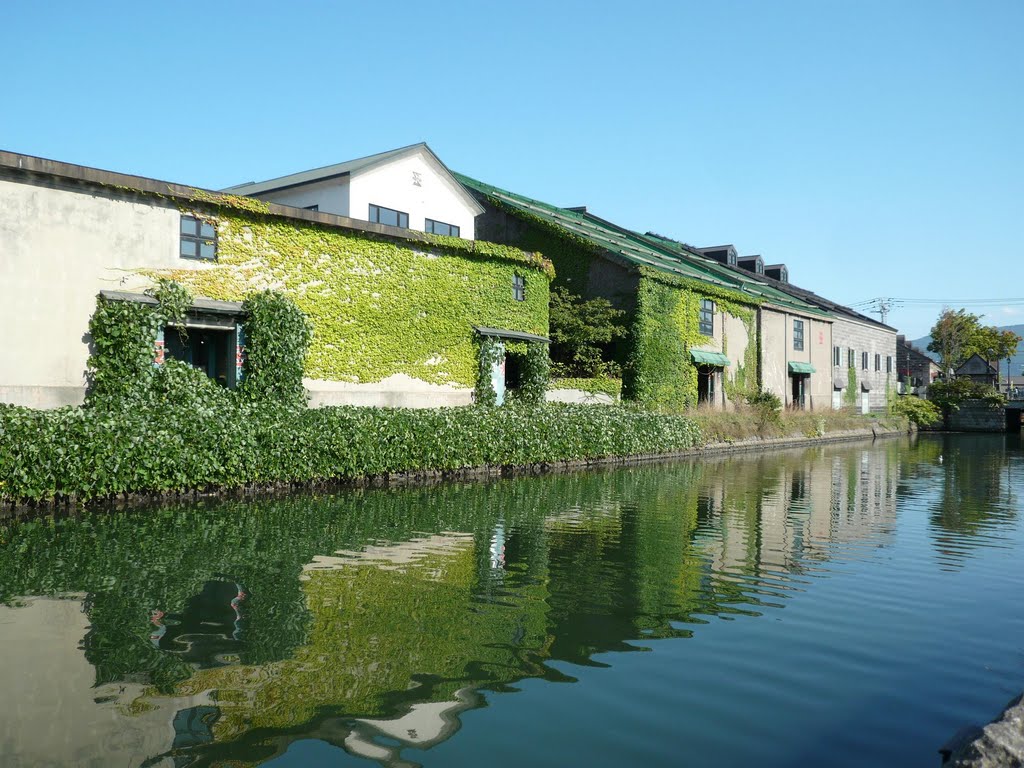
xmin=928 ymin=378 xmax=1005 ymax=412
xmin=240 ymin=291 xmax=312 ymax=409
xmin=551 ymin=377 xmax=623 ymax=398
xmin=474 ymin=336 xmax=503 ymax=406
xmin=146 ymin=212 xmax=551 ymax=388
xmin=891 ymin=396 xmax=941 ymax=426
xmin=0 ymin=403 xmax=702 ymax=504
xmin=745 ymin=388 xmax=783 ymax=433
xmin=928 ymin=308 xmax=1021 ymax=373
xmin=549 ymin=287 xmax=626 ymax=377
xmin=623 ymin=276 xmax=756 ymax=409
xmin=516 ymin=342 xmax=550 ymax=405
xmin=845 ymin=366 xmax=858 ymax=407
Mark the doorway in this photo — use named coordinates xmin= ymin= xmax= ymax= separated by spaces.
xmin=790 ymin=374 xmax=806 ymax=409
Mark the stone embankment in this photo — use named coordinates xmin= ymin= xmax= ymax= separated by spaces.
xmin=940 ymin=694 xmax=1024 ymax=767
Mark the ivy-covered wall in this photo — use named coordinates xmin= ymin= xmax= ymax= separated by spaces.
xmin=146 ymin=211 xmax=552 ymax=390
xmin=623 ymin=273 xmax=759 ymax=410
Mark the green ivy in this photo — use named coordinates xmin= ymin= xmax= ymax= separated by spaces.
xmin=516 ymin=342 xmax=550 ymax=405
xmin=240 ymin=291 xmax=312 ymax=409
xmin=143 ymin=211 xmax=551 ymax=389
xmin=474 ymin=337 xmax=504 ymax=406
xmin=846 ymin=367 xmax=858 ymax=407
xmin=623 ymin=275 xmax=757 ymax=410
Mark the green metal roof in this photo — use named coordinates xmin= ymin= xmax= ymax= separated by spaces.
xmin=454 ymin=172 xmax=829 ymax=318
xmin=788 ymin=361 xmax=816 ymax=374
xmin=691 ymin=349 xmax=731 ymax=366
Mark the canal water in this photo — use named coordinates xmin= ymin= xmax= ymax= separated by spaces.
xmin=0 ymin=433 xmax=1021 ymax=768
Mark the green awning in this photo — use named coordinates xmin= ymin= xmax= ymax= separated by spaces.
xmin=788 ymin=361 xmax=816 ymax=374
xmin=691 ymin=350 xmax=730 ymax=366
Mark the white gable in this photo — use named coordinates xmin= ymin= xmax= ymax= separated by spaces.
xmin=348 ymin=147 xmax=482 ymax=240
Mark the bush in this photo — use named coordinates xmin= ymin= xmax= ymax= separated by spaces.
xmin=0 ymin=403 xmax=703 ymax=504
xmin=891 ymin=396 xmax=941 ymax=426
xmin=928 ymin=378 xmax=1004 ymax=412
xmin=745 ymin=389 xmax=783 ymax=433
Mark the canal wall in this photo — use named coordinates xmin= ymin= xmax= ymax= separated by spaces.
xmin=944 ymin=400 xmax=1007 ymax=432
xmin=941 ymin=692 xmax=1024 ymax=767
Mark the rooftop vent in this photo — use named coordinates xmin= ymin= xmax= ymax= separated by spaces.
xmin=564 ymin=206 xmax=588 ymax=213
xmin=764 ymin=264 xmax=788 ymax=282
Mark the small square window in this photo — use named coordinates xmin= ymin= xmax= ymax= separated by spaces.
xmin=180 ymin=215 xmax=216 ymax=261
xmin=793 ymin=319 xmax=804 ymax=351
xmin=699 ymin=299 xmax=714 ymax=336
xmin=512 ymin=275 xmax=526 ymax=301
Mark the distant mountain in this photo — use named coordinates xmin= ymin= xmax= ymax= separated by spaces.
xmin=909 ymin=324 xmax=1024 ymax=375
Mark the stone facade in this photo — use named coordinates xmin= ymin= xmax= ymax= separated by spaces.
xmin=831 ymin=316 xmax=897 ymax=412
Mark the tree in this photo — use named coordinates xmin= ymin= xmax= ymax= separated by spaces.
xmin=548 ymin=287 xmax=626 ymax=377
xmin=927 ymin=309 xmax=1021 ymax=375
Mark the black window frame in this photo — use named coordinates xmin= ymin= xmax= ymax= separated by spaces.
xmin=833 ymin=346 xmax=841 ymax=366
xmin=848 ymin=349 xmax=855 ymax=368
xmin=875 ymin=353 xmax=881 ymax=372
xmin=886 ymin=355 xmax=893 ymax=374
xmin=180 ymin=215 xmax=217 ymax=261
xmin=699 ymin=299 xmax=715 ymax=336
xmin=793 ymin=319 xmax=804 ymax=351
xmin=512 ymin=274 xmax=526 ymax=301
xmin=425 ymin=218 xmax=461 ymax=237
xmin=368 ymin=203 xmax=409 ymax=229
xmin=862 ymin=351 xmax=869 ymax=370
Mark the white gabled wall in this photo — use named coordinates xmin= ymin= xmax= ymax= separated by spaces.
xmin=348 ymin=148 xmax=479 ymax=240
xmin=255 ymin=177 xmax=351 ymax=216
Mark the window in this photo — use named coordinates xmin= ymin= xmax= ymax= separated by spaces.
xmin=699 ymin=299 xmax=715 ymax=336
xmin=848 ymin=349 xmax=855 ymax=368
xmin=793 ymin=319 xmax=804 ymax=351
xmin=875 ymin=353 xmax=881 ymax=372
xmin=886 ymin=356 xmax=893 ymax=374
xmin=425 ymin=218 xmax=460 ymax=237
xmin=512 ymin=275 xmax=526 ymax=301
xmin=833 ymin=346 xmax=841 ymax=367
xmin=369 ymin=204 xmax=409 ymax=229
xmin=180 ymin=215 xmax=216 ymax=260
xmin=862 ymin=351 xmax=869 ymax=370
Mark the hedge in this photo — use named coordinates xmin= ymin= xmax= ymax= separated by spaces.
xmin=0 ymin=403 xmax=702 ymax=504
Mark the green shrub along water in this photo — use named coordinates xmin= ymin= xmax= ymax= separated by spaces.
xmin=0 ymin=403 xmax=703 ymax=504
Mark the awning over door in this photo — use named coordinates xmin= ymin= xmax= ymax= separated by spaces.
xmin=474 ymin=326 xmax=550 ymax=344
xmin=788 ymin=361 xmax=816 ymax=374
xmin=691 ymin=350 xmax=730 ymax=366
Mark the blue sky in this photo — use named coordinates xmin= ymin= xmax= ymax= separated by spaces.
xmin=3 ymin=0 xmax=1021 ymax=337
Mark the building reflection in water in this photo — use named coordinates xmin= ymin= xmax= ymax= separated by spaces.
xmin=0 ymin=439 xmax=955 ymax=768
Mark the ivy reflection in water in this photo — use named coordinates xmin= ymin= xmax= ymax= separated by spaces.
xmin=0 ymin=435 xmax=1020 ymax=768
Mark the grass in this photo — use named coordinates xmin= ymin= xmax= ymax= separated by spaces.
xmin=688 ymin=404 xmax=904 ymax=444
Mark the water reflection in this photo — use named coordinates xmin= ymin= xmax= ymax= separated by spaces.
xmin=0 ymin=435 xmax=1020 ymax=767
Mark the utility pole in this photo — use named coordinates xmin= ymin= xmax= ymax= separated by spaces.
xmin=876 ymin=298 xmax=892 ymax=325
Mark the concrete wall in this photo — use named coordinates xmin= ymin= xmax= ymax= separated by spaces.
xmin=946 ymin=400 xmax=1006 ymax=432
xmin=832 ymin=318 xmax=897 ymax=411
xmin=349 ymin=148 xmax=479 ymax=240
xmin=256 ymin=176 xmax=351 ymax=216
xmin=0 ymin=174 xmax=502 ymax=410
xmin=759 ymin=308 xmax=833 ymax=410
xmin=0 ymin=178 xmax=184 ymax=407
xmin=691 ymin=306 xmax=753 ymax=410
